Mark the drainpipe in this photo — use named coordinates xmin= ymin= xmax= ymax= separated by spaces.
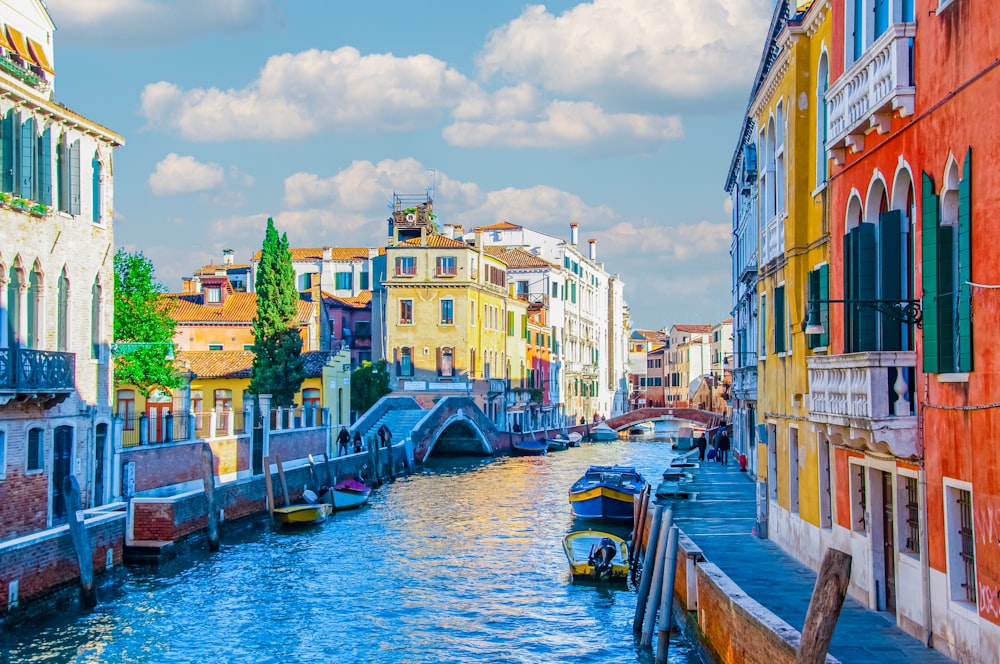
xmin=919 ymin=466 xmax=933 ymax=648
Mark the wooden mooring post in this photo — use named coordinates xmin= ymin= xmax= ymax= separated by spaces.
xmin=655 ymin=525 xmax=680 ymax=663
xmin=641 ymin=508 xmax=674 ymax=646
xmin=796 ymin=548 xmax=853 ymax=664
xmin=629 ymin=484 xmax=651 ymax=578
xmin=633 ymin=503 xmax=665 ymax=632
xmin=275 ymin=454 xmax=290 ymax=506
xmin=62 ymin=475 xmax=97 ymax=608
xmin=263 ymin=455 xmax=275 ymax=529
xmin=201 ymin=444 xmax=220 ymax=552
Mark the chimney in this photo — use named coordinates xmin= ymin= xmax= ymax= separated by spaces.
xmin=454 ymin=224 xmax=465 ymax=238
xmin=322 ymin=247 xmax=333 ymax=261
xmin=223 ymin=248 xmax=234 ymax=265
xmin=588 ymin=238 xmax=596 ymax=261
xmin=570 ymin=222 xmax=579 ymax=246
xmin=443 ymin=224 xmax=454 ymax=239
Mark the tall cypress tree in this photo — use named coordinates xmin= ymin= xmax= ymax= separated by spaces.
xmin=250 ymin=218 xmax=305 ymax=406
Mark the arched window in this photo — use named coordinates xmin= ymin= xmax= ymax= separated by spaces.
xmin=816 ymin=53 xmax=830 ymax=188
xmin=57 ymin=269 xmax=69 ymax=351
xmin=26 ymin=426 xmax=43 ymax=472
xmin=92 ymin=154 xmax=102 ymax=224
xmin=26 ymin=263 xmax=41 ymax=348
xmin=775 ymin=101 xmax=785 ymax=214
xmin=7 ymin=264 xmax=22 ymax=346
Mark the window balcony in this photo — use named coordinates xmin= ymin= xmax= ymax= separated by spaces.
xmin=826 ymin=23 xmax=916 ymax=164
xmin=761 ymin=215 xmax=784 ymax=265
xmin=0 ymin=347 xmax=76 ymax=406
xmin=807 ymin=351 xmax=917 ymax=458
xmin=732 ymin=365 xmax=757 ymax=402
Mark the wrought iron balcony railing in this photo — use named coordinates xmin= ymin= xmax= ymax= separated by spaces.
xmin=0 ymin=347 xmax=76 ymax=392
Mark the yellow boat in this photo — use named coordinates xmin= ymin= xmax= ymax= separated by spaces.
xmin=563 ymin=530 xmax=629 ymax=581
xmin=273 ymin=502 xmax=332 ymax=526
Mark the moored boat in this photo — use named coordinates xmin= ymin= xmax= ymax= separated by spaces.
xmin=563 ymin=530 xmax=629 ymax=581
xmin=323 ymin=477 xmax=371 ymax=511
xmin=273 ymin=502 xmax=332 ymax=526
xmin=512 ymin=438 xmax=548 ymax=456
xmin=566 ymin=432 xmax=582 ymax=447
xmin=589 ymin=422 xmax=619 ymax=441
xmin=545 ymin=435 xmax=570 ymax=451
xmin=568 ymin=465 xmax=645 ymax=520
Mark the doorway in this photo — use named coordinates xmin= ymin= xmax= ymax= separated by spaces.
xmin=881 ymin=471 xmax=897 ymax=614
xmin=52 ymin=426 xmax=73 ymax=522
xmin=147 ymin=389 xmax=172 ymax=443
xmin=93 ymin=423 xmax=107 ymax=507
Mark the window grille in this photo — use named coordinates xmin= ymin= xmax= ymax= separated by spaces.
xmin=904 ymin=476 xmax=920 ymax=554
xmin=958 ymin=489 xmax=976 ymax=603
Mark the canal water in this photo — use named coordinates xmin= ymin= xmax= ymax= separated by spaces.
xmin=3 ymin=435 xmax=702 ymax=664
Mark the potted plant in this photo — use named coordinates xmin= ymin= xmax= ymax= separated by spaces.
xmin=11 ymin=197 xmax=29 ymax=211
xmin=0 ymin=192 xmax=10 ymax=207
xmin=29 ymin=202 xmax=47 ymax=217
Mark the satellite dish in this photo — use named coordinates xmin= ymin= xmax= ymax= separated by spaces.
xmin=405 ymin=213 xmax=416 ymax=222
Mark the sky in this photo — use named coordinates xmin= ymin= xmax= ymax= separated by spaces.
xmin=45 ymin=0 xmax=774 ymax=331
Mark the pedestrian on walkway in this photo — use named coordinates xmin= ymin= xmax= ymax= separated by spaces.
xmin=696 ymin=433 xmax=708 ymax=461
xmin=337 ymin=426 xmax=350 ymax=457
xmin=717 ymin=428 xmax=731 ymax=465
xmin=353 ymin=431 xmax=363 ymax=454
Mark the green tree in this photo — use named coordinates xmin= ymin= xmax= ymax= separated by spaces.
xmin=113 ymin=249 xmax=181 ymax=395
xmin=250 ymin=218 xmax=305 ymax=406
xmin=351 ymin=360 xmax=391 ymax=416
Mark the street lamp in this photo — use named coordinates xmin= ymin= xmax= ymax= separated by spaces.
xmin=804 ymin=297 xmax=923 ymax=335
xmin=111 ymin=342 xmax=176 ymax=360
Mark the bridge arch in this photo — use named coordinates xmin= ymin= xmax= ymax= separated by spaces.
xmin=606 ymin=407 xmax=725 ymax=432
xmin=419 ymin=410 xmax=494 ymax=462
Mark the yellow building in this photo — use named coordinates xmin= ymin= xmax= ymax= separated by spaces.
xmin=751 ymin=1 xmax=831 ymax=563
xmin=381 ymin=232 xmax=528 ymax=426
xmin=114 ymin=348 xmax=351 ymax=446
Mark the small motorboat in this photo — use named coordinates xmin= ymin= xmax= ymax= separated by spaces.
xmin=589 ymin=422 xmax=619 ymax=442
xmin=563 ymin=530 xmax=629 ymax=581
xmin=629 ymin=422 xmax=652 ymax=435
xmin=273 ymin=502 xmax=332 ymax=527
xmin=512 ymin=438 xmax=548 ymax=456
xmin=569 ymin=465 xmax=646 ymax=520
xmin=323 ymin=477 xmax=371 ymax=511
xmin=567 ymin=432 xmax=582 ymax=447
xmin=545 ymin=435 xmax=571 ymax=451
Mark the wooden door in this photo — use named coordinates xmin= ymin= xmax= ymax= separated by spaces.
xmin=52 ymin=426 xmax=73 ymax=521
xmin=882 ymin=471 xmax=897 ymax=614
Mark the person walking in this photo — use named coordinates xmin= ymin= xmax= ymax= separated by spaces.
xmin=353 ymin=431 xmax=363 ymax=454
xmin=696 ymin=433 xmax=708 ymax=461
xmin=337 ymin=426 xmax=351 ymax=457
xmin=717 ymin=428 xmax=731 ymax=466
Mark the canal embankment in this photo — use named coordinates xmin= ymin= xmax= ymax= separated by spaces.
xmin=644 ymin=454 xmax=955 ymax=664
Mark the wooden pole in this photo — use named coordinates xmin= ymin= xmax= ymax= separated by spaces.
xmin=275 ymin=453 xmax=290 ymax=507
xmin=655 ymin=526 xmax=680 ymax=663
xmin=263 ymin=455 xmax=275 ymax=529
xmin=641 ymin=508 xmax=674 ymax=646
xmin=323 ymin=453 xmax=336 ymax=487
xmin=796 ymin=548 xmax=853 ymax=664
xmin=306 ymin=454 xmax=321 ymax=492
xmin=630 ymin=484 xmax=650 ymax=577
xmin=201 ymin=443 xmax=220 ymax=552
xmin=63 ymin=475 xmax=97 ymax=608
xmin=633 ymin=504 xmax=665 ymax=632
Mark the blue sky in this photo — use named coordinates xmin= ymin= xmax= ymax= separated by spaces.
xmin=46 ymin=0 xmax=773 ymax=331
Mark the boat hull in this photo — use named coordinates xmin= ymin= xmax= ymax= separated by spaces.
xmin=323 ymin=479 xmax=371 ymax=511
xmin=569 ymin=487 xmax=636 ymax=520
xmin=545 ymin=437 xmax=570 ymax=451
xmin=273 ymin=503 xmax=332 ymax=525
xmin=512 ymin=439 xmax=548 ymax=456
xmin=563 ymin=531 xmax=629 ymax=581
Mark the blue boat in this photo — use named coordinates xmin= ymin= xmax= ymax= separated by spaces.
xmin=569 ymin=466 xmax=645 ymax=520
xmin=512 ymin=438 xmax=548 ymax=456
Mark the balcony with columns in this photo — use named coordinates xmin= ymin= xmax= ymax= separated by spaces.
xmin=825 ymin=22 xmax=916 ymax=164
xmin=807 ymin=351 xmax=917 ymax=458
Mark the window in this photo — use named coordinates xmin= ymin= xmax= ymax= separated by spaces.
xmin=903 ymin=476 xmax=920 ymax=554
xmin=436 ymin=256 xmax=457 ymax=276
xmin=0 ymin=430 xmax=5 ymax=480
xmin=302 ymin=388 xmax=320 ymax=409
xmin=7 ymin=265 xmax=21 ymax=345
xmin=439 ymin=347 xmax=454 ymax=377
xmin=807 ymin=265 xmax=829 ymax=349
xmin=92 ymin=155 xmax=102 ymax=223
xmin=91 ymin=279 xmax=102 ymax=360
xmin=57 ymin=271 xmax=69 ymax=351
xmin=470 ymin=300 xmax=476 ymax=326
xmin=945 ymin=484 xmax=976 ymax=604
xmin=26 ymin=427 xmax=43 ymax=472
xmin=243 ymin=344 xmax=254 ymax=351
xmin=395 ymin=256 xmax=416 ymax=276
xmin=335 ymin=272 xmax=353 ymax=290
xmin=922 ymin=152 xmax=973 ymax=374
xmin=206 ymin=287 xmax=221 ymax=303
xmin=353 ymin=321 xmax=371 ymax=336
xmin=208 ymin=343 xmax=223 ymax=351
xmin=214 ymin=389 xmax=232 ymax=412
xmin=399 ymin=299 xmax=413 ymax=325
xmin=117 ymin=390 xmax=135 ymax=429
xmin=26 ymin=267 xmax=40 ymax=349
xmin=440 ymin=299 xmax=454 ymax=325
xmin=57 ymin=135 xmax=81 ymax=215
xmin=789 ymin=427 xmax=799 ymax=514
xmin=759 ymin=294 xmax=767 ymax=356
xmin=850 ymin=463 xmax=867 ymax=533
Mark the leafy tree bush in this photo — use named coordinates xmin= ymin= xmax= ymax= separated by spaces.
xmin=351 ymin=360 xmax=390 ymax=416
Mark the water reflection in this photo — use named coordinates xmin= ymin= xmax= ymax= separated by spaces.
xmin=2 ymin=436 xmax=701 ymax=664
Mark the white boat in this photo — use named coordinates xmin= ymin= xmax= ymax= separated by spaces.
xmin=589 ymin=421 xmax=619 ymax=442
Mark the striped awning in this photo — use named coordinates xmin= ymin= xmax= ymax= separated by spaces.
xmin=26 ymin=37 xmax=52 ymax=74
xmin=4 ymin=25 xmax=28 ymax=59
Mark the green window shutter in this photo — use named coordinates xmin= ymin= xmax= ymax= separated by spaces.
xmin=19 ymin=116 xmax=34 ymax=200
xmin=848 ymin=224 xmax=877 ymax=351
xmin=807 ymin=269 xmax=820 ymax=349
xmin=360 ymin=272 xmax=369 ymax=289
xmin=92 ymin=157 xmax=101 ymax=223
xmin=819 ymin=263 xmax=830 ymax=348
xmin=774 ymin=286 xmax=786 ymax=353
xmin=55 ymin=138 xmax=65 ymax=211
xmin=957 ymin=148 xmax=973 ymax=371
xmin=507 ymin=310 xmax=514 ymax=336
xmin=69 ymin=139 xmax=81 ymax=215
xmin=921 ymin=172 xmax=941 ymax=373
xmin=36 ymin=128 xmax=51 ymax=206
xmin=936 ymin=223 xmax=956 ymax=370
xmin=760 ymin=294 xmax=767 ymax=356
xmin=521 ymin=314 xmax=527 ymax=339
xmin=879 ymin=210 xmax=904 ymax=351
xmin=571 ymin=282 xmax=577 ymax=303
xmin=0 ymin=111 xmax=11 ymax=192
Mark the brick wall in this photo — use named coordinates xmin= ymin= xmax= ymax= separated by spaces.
xmin=270 ymin=428 xmax=327 ymax=463
xmin=0 ymin=511 xmax=125 ymax=616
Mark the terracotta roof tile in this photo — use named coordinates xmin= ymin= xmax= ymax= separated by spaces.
xmin=673 ymin=324 xmax=712 ymax=333
xmin=251 ymin=247 xmax=377 ymax=261
xmin=165 ymin=292 xmax=313 ymax=325
xmin=474 ymin=221 xmax=522 ymax=231
xmin=176 ymin=350 xmax=332 ymax=379
xmin=398 ymin=235 xmax=469 ymax=248
xmin=495 ymin=247 xmax=557 ymax=269
xmin=322 ymin=290 xmax=372 ymax=308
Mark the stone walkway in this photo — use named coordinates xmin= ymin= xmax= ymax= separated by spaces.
xmin=661 ymin=453 xmax=955 ymax=664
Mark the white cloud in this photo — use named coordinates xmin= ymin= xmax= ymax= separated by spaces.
xmin=444 ymin=99 xmax=683 ymax=153
xmin=46 ymin=0 xmax=280 ymax=48
xmin=140 ymin=47 xmax=474 ymax=140
xmin=601 ymin=219 xmax=731 ymax=260
xmin=477 ymin=0 xmax=771 ymax=107
xmin=148 ymin=153 xmax=225 ymax=195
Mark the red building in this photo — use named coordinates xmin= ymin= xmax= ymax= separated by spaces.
xmin=820 ymin=0 xmax=999 ymax=658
